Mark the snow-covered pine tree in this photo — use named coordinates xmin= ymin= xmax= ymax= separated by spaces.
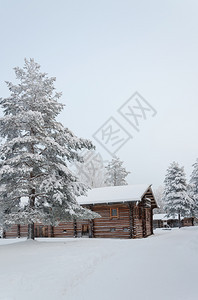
xmin=0 ymin=59 xmax=98 ymax=239
xmin=105 ymin=157 xmax=130 ymax=186
xmin=163 ymin=161 xmax=192 ymax=227
xmin=189 ymin=158 xmax=198 ymax=216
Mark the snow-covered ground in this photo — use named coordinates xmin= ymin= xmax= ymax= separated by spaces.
xmin=0 ymin=227 xmax=198 ymax=300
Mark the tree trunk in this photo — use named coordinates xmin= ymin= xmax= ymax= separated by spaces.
xmin=28 ymin=223 xmax=35 ymax=239
xmin=50 ymin=225 xmax=54 ymax=237
xmin=178 ymin=213 xmax=181 ymax=228
xmin=28 ymin=185 xmax=36 ymax=240
xmin=28 ymin=135 xmax=36 ymax=240
xmin=17 ymin=224 xmax=21 ymax=238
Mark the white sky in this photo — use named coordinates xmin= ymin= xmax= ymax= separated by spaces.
xmin=0 ymin=0 xmax=198 ymax=188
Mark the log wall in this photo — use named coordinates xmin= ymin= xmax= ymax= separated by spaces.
xmin=19 ymin=225 xmax=28 ymax=237
xmin=145 ymin=208 xmax=152 ymax=236
xmin=4 ymin=203 xmax=154 ymax=239
xmin=53 ymin=222 xmax=75 ymax=237
xmin=133 ymin=206 xmax=143 ymax=238
xmin=4 ymin=225 xmax=20 ymax=238
xmin=182 ymin=218 xmax=194 ymax=227
xmin=132 ymin=206 xmax=153 ymax=238
xmin=91 ymin=204 xmax=131 ymax=239
xmin=153 ymin=219 xmax=163 ymax=229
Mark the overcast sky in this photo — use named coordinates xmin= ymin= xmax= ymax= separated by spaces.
xmin=0 ymin=0 xmax=198 ymax=188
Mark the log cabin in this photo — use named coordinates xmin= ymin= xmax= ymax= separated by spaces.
xmin=182 ymin=217 xmax=198 ymax=227
xmin=3 ymin=184 xmax=158 ymax=239
xmin=153 ymin=213 xmax=198 ymax=229
xmin=153 ymin=214 xmax=178 ymax=229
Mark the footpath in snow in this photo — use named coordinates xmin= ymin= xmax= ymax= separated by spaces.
xmin=0 ymin=227 xmax=198 ymax=300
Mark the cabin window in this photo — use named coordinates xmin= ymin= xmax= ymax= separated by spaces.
xmin=63 ymin=230 xmax=67 ymax=233
xmin=123 ymin=228 xmax=129 ymax=232
xmin=110 ymin=208 xmax=119 ymax=218
xmin=110 ymin=228 xmax=116 ymax=232
xmin=82 ymin=224 xmax=89 ymax=236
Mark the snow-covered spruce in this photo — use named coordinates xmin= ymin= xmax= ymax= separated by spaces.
xmin=0 ymin=59 xmax=99 ymax=239
xmin=163 ymin=161 xmax=193 ymax=226
xmin=189 ymin=158 xmax=198 ymax=216
xmin=105 ymin=157 xmax=130 ymax=186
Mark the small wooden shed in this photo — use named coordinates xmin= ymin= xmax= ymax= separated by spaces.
xmin=182 ymin=217 xmax=198 ymax=227
xmin=153 ymin=214 xmax=198 ymax=229
xmin=153 ymin=214 xmax=169 ymax=229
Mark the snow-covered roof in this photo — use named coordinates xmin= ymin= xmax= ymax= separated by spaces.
xmin=153 ymin=214 xmax=168 ymax=221
xmin=153 ymin=214 xmax=179 ymax=221
xmin=78 ymin=184 xmax=152 ymax=205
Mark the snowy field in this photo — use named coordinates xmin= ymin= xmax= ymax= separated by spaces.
xmin=0 ymin=227 xmax=198 ymax=300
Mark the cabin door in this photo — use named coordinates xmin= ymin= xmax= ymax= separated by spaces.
xmin=35 ymin=225 xmax=48 ymax=238
xmin=42 ymin=226 xmax=48 ymax=237
xmin=82 ymin=224 xmax=89 ymax=237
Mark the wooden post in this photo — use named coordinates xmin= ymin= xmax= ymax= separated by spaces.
xmin=142 ymin=207 xmax=146 ymax=237
xmin=89 ymin=219 xmax=94 ymax=238
xmin=151 ymin=209 xmax=153 ymax=235
xmin=132 ymin=205 xmax=136 ymax=238
xmin=73 ymin=219 xmax=77 ymax=238
xmin=92 ymin=219 xmax=94 ymax=238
